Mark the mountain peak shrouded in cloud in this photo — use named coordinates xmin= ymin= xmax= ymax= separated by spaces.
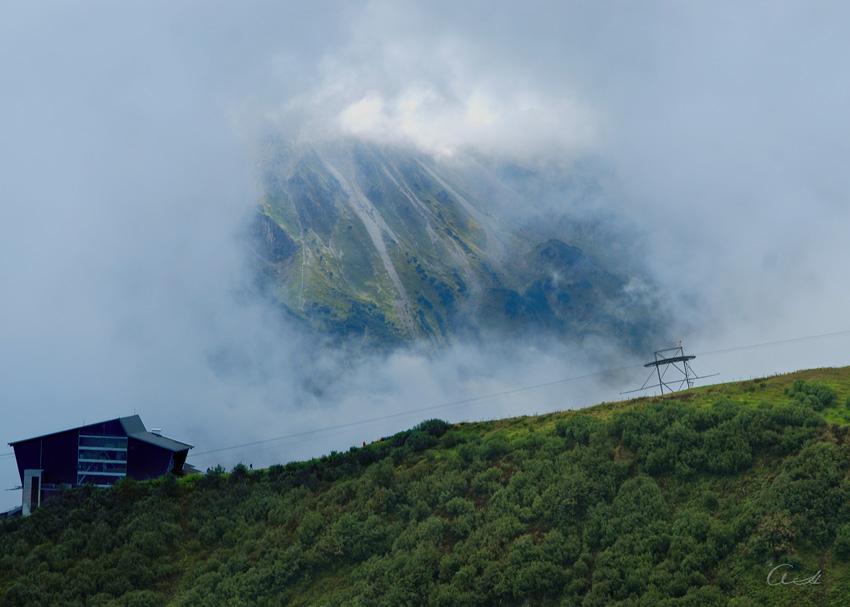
xmin=3 ymin=1 xmax=850 ymax=513
xmin=250 ymin=137 xmax=667 ymax=350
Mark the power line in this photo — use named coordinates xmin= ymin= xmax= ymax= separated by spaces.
xmin=191 ymin=363 xmax=640 ymax=457
xmin=695 ymin=330 xmax=850 ymax=357
xmin=189 ymin=328 xmax=850 ymax=462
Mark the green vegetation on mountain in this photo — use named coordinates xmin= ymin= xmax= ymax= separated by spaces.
xmin=5 ymin=368 xmax=850 ymax=606
xmin=252 ymin=139 xmax=662 ymax=349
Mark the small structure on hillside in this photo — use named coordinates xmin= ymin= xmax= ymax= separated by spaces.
xmin=622 ymin=342 xmax=718 ymax=396
xmin=9 ymin=415 xmax=193 ymax=516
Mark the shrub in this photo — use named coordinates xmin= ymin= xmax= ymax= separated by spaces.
xmin=702 ymin=490 xmax=719 ymax=511
xmin=124 ymin=590 xmax=166 ymax=607
xmin=481 ymin=435 xmax=510 ymax=460
xmin=788 ymin=379 xmax=836 ymax=411
xmin=834 ymin=524 xmax=850 ymax=560
xmin=415 ymin=418 xmax=452 ymax=436
xmin=555 ymin=415 xmax=605 ymax=445
xmin=445 ymin=497 xmax=475 ymax=517
xmin=406 ymin=431 xmax=438 ymax=452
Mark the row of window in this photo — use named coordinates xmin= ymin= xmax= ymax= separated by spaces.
xmin=78 ymin=434 xmax=128 ymax=449
xmin=78 ymin=461 xmax=127 ymax=474
xmin=77 ymin=435 xmax=128 ymax=486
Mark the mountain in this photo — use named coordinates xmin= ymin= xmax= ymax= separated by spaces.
xmin=4 ymin=367 xmax=850 ymax=605
xmin=251 ymin=138 xmax=663 ymax=349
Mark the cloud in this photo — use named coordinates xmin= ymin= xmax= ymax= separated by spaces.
xmin=3 ymin=0 xmax=850 ymax=512
xmin=331 ymin=82 xmax=594 ymax=158
xmin=586 ymin=3 xmax=850 ymax=344
xmin=259 ymin=0 xmax=597 ymax=159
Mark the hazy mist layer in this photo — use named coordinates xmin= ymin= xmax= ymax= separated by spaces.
xmin=3 ymin=1 xmax=850 ymax=510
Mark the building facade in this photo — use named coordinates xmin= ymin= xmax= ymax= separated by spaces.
xmin=9 ymin=415 xmax=193 ymax=516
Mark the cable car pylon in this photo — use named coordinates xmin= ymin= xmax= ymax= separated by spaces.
xmin=621 ymin=341 xmax=718 ymax=395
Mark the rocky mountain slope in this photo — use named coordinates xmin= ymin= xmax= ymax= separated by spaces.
xmin=251 ymin=139 xmax=662 ymax=349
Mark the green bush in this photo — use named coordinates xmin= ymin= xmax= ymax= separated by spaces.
xmin=481 ymin=435 xmax=510 ymax=460
xmin=834 ymin=524 xmax=850 ymax=560
xmin=787 ymin=379 xmax=837 ymax=411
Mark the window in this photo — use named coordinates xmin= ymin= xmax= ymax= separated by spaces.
xmin=77 ymin=434 xmax=127 ymax=485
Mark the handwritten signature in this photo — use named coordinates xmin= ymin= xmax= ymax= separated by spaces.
xmin=767 ymin=564 xmax=822 ymax=586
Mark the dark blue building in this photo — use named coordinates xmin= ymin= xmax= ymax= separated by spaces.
xmin=9 ymin=415 xmax=192 ymax=516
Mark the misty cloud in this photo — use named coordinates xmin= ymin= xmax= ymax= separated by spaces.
xmin=264 ymin=1 xmax=599 ymax=160
xmin=3 ymin=1 xmax=850 ymax=511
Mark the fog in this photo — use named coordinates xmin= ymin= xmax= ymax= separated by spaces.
xmin=3 ymin=1 xmax=850 ymax=511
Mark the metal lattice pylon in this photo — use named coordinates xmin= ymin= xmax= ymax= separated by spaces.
xmin=622 ymin=341 xmax=717 ymax=395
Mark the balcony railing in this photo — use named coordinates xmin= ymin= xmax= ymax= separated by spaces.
xmin=78 ymin=449 xmax=127 ymax=462
xmin=78 ymin=462 xmax=127 ymax=474
xmin=78 ymin=435 xmax=128 ymax=450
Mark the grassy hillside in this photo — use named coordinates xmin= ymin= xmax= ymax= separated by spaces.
xmin=4 ymin=368 xmax=850 ymax=606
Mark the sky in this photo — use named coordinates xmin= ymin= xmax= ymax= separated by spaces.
xmin=2 ymin=0 xmax=850 ymax=511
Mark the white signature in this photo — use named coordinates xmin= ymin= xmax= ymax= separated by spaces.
xmin=767 ymin=564 xmax=822 ymax=586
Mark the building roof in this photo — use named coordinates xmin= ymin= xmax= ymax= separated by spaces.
xmin=129 ymin=430 xmax=193 ymax=452
xmin=119 ymin=415 xmax=147 ymax=435
xmin=9 ymin=415 xmax=193 ymax=452
xmin=119 ymin=415 xmax=193 ymax=451
xmin=9 ymin=426 xmax=75 ymax=446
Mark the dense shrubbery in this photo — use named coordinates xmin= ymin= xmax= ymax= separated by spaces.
xmin=785 ymin=378 xmax=837 ymax=411
xmin=2 ymin=378 xmax=849 ymax=605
